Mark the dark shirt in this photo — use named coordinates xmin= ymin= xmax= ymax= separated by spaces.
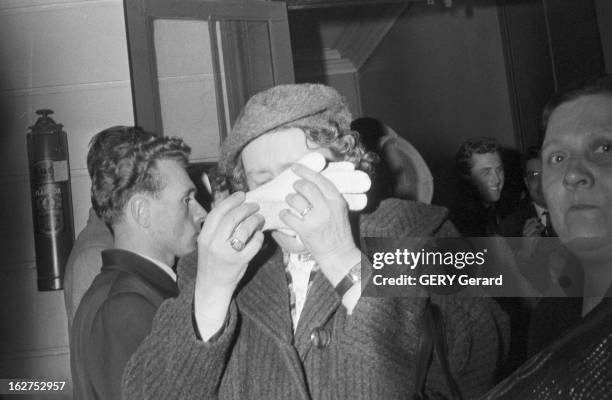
xmin=451 ymin=189 xmax=502 ymax=237
xmin=70 ymin=249 xmax=179 ymax=400
xmin=500 ymin=198 xmax=538 ymax=238
xmin=500 ymin=198 xmax=556 ymax=238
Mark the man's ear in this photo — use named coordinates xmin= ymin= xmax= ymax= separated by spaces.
xmin=128 ymin=195 xmax=151 ymax=228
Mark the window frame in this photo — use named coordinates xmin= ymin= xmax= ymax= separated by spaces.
xmin=124 ymin=0 xmax=295 ymax=139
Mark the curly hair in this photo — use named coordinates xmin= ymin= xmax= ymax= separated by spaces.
xmin=217 ymin=123 xmax=377 ymax=193
xmin=455 ymin=137 xmax=502 ymax=177
xmin=89 ymin=126 xmax=191 ymax=226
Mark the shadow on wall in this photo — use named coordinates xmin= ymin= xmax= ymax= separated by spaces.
xmin=500 ymin=147 xmax=524 ymax=216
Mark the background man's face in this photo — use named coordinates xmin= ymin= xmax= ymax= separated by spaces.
xmin=524 ymin=158 xmax=545 ymax=207
xmin=147 ymin=159 xmax=207 ymax=258
xmin=468 ymin=152 xmax=504 ymax=203
xmin=241 ymin=127 xmax=332 ymax=253
xmin=542 ymin=93 xmax=612 ymax=249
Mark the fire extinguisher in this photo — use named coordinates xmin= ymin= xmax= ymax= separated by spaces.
xmin=26 ymin=109 xmax=75 ymax=291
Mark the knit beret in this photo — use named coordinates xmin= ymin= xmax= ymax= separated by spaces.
xmin=219 ymin=83 xmax=353 ymax=175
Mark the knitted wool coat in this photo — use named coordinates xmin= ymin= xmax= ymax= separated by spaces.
xmin=122 ymin=199 xmax=509 ymax=400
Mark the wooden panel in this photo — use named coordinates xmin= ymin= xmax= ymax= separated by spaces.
xmin=146 ymin=0 xmax=287 ymax=20
xmin=0 ymin=1 xmax=130 ymax=91
xmin=285 ymin=0 xmax=410 ymax=10
xmin=498 ymin=0 xmax=555 ymax=150
xmin=595 ymin=0 xmax=612 ymax=73
xmin=545 ymin=0 xmax=605 ymax=89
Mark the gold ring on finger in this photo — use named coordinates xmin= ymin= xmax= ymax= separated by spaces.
xmin=300 ymin=205 xmax=313 ymax=218
xmin=229 ymin=237 xmax=246 ymax=252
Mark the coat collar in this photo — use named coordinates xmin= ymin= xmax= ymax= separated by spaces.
xmin=101 ymin=249 xmax=179 ymax=298
xmin=236 ymin=247 xmax=294 ymax=344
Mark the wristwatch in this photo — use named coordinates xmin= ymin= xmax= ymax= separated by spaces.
xmin=334 ymin=261 xmax=362 ymax=297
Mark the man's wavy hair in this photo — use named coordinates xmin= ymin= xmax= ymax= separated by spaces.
xmin=216 ymin=123 xmax=377 ymax=193
xmin=89 ymin=126 xmax=191 ymax=226
xmin=455 ymin=137 xmax=502 ymax=178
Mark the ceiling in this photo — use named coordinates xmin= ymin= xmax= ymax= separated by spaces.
xmin=285 ymin=1 xmax=413 ymax=77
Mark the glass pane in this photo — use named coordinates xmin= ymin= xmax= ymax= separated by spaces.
xmin=218 ymin=20 xmax=276 ymax=127
xmin=153 ymin=19 xmax=220 ymax=162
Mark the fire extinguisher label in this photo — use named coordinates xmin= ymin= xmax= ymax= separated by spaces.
xmin=32 ymin=160 xmax=68 ymax=183
xmin=52 ymin=160 xmax=69 ymax=182
xmin=33 ymin=183 xmax=64 ymax=236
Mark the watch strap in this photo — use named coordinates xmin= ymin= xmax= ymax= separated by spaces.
xmin=334 ymin=261 xmax=362 ymax=297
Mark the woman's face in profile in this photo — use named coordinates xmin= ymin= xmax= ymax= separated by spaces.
xmin=541 ymin=93 xmax=612 ymax=251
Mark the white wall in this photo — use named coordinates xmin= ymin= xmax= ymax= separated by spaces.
xmin=0 ymin=0 xmax=133 ymax=396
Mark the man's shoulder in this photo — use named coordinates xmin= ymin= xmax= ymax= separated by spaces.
xmin=65 ymin=210 xmax=112 ymax=278
xmin=72 ymin=269 xmax=120 ymax=340
xmin=78 ymin=267 xmax=159 ymax=315
xmin=74 ymin=210 xmax=113 ymax=249
xmin=360 ymin=198 xmax=451 ymax=237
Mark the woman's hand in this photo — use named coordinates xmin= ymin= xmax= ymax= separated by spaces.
xmin=280 ymin=163 xmax=361 ymax=286
xmin=194 ymin=191 xmax=264 ymax=340
xmin=197 ymin=191 xmax=264 ymax=288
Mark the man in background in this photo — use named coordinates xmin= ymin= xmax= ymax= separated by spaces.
xmin=451 ymin=137 xmax=505 ymax=236
xmin=70 ymin=126 xmax=207 ymax=400
xmin=63 ymin=133 xmax=114 ymax=331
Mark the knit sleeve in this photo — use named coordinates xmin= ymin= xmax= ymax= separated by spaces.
xmin=121 ymin=277 xmax=238 ymax=400
xmin=336 ymin=288 xmax=508 ymax=398
xmin=432 ymin=295 xmax=510 ymax=398
xmin=334 ymin=215 xmax=508 ymax=398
